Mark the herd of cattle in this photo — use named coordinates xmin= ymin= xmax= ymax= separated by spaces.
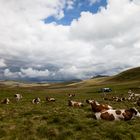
xmin=0 ymin=94 xmax=56 ymax=105
xmin=1 ymin=90 xmax=140 ymax=121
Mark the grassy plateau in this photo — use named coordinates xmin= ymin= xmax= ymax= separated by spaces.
xmin=0 ymin=67 xmax=140 ymax=140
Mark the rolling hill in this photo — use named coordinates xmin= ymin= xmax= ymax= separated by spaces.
xmin=108 ymin=67 xmax=140 ymax=82
xmin=65 ymin=67 xmax=140 ymax=88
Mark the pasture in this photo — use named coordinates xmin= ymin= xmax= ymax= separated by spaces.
xmin=0 ymin=80 xmax=140 ymax=140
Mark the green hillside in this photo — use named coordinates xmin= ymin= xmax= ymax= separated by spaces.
xmin=63 ymin=67 xmax=140 ymax=88
xmin=108 ymin=67 xmax=140 ymax=82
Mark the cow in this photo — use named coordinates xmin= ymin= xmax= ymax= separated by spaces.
xmin=14 ymin=94 xmax=22 ymax=101
xmin=46 ymin=97 xmax=55 ymax=102
xmin=86 ymin=99 xmax=113 ymax=112
xmin=68 ymin=100 xmax=84 ymax=107
xmin=94 ymin=107 xmax=140 ymax=121
xmin=127 ymin=92 xmax=140 ymax=101
xmin=68 ymin=94 xmax=75 ymax=98
xmin=1 ymin=98 xmax=10 ymax=104
xmin=32 ymin=97 xmax=41 ymax=104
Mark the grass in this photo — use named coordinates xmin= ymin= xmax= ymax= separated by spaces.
xmin=0 ymin=79 xmax=140 ymax=140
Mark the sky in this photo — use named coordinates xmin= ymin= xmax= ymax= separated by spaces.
xmin=0 ymin=0 xmax=140 ymax=82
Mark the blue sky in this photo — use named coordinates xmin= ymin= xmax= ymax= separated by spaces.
xmin=45 ymin=0 xmax=107 ymax=25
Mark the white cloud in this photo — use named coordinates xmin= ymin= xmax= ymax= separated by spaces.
xmin=4 ymin=69 xmax=20 ymax=79
xmin=0 ymin=0 xmax=140 ymax=81
xmin=4 ymin=68 xmax=50 ymax=79
xmin=20 ymin=68 xmax=50 ymax=78
xmin=89 ymin=0 xmax=101 ymax=5
xmin=66 ymin=0 xmax=75 ymax=10
xmin=0 ymin=59 xmax=7 ymax=68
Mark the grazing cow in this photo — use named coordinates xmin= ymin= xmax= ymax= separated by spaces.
xmin=86 ymin=99 xmax=113 ymax=112
xmin=32 ymin=97 xmax=41 ymax=104
xmin=94 ymin=107 xmax=140 ymax=121
xmin=68 ymin=100 xmax=84 ymax=107
xmin=1 ymin=98 xmax=10 ymax=104
xmin=68 ymin=94 xmax=75 ymax=98
xmin=14 ymin=94 xmax=22 ymax=101
xmin=46 ymin=97 xmax=55 ymax=102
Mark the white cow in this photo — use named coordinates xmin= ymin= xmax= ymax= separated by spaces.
xmin=32 ymin=97 xmax=41 ymax=104
xmin=14 ymin=94 xmax=22 ymax=101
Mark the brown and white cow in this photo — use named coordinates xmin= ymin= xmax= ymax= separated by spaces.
xmin=86 ymin=99 xmax=113 ymax=112
xmin=1 ymin=98 xmax=10 ymax=104
xmin=94 ymin=107 xmax=140 ymax=121
xmin=46 ymin=97 xmax=55 ymax=102
xmin=32 ymin=97 xmax=41 ymax=104
xmin=14 ymin=94 xmax=22 ymax=101
xmin=128 ymin=92 xmax=140 ymax=101
xmin=68 ymin=100 xmax=84 ymax=107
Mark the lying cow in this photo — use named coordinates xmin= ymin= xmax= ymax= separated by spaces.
xmin=1 ymin=98 xmax=10 ymax=104
xmin=128 ymin=92 xmax=140 ymax=101
xmin=94 ymin=107 xmax=140 ymax=121
xmin=14 ymin=94 xmax=22 ymax=101
xmin=68 ymin=100 xmax=84 ymax=107
xmin=68 ymin=94 xmax=75 ymax=98
xmin=46 ymin=97 xmax=55 ymax=102
xmin=32 ymin=97 xmax=41 ymax=104
xmin=86 ymin=99 xmax=113 ymax=112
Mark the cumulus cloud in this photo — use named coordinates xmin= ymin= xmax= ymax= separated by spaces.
xmin=69 ymin=0 xmax=140 ymax=71
xmin=0 ymin=0 xmax=140 ymax=82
